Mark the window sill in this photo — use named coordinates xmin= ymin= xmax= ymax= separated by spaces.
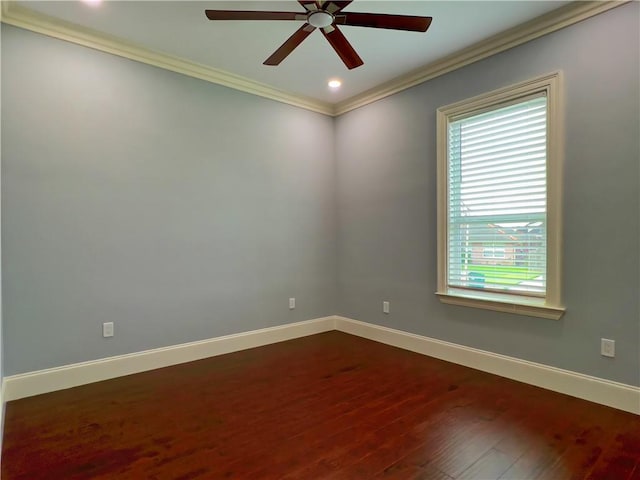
xmin=435 ymin=289 xmax=565 ymax=320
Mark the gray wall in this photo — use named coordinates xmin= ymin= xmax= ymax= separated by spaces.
xmin=1 ymin=25 xmax=337 ymax=375
xmin=335 ymin=3 xmax=640 ymax=386
xmin=2 ymin=4 xmax=639 ymax=388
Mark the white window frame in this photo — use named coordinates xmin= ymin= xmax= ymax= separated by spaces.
xmin=436 ymin=72 xmax=565 ymax=320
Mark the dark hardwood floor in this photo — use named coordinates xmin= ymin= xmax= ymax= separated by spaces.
xmin=2 ymin=331 xmax=639 ymax=479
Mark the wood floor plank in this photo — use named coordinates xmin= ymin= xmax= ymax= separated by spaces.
xmin=282 ymin=390 xmax=482 ymax=479
xmin=498 ymin=396 xmax=598 ymax=479
xmin=223 ymin=363 xmax=472 ymax=478
xmin=376 ymin=377 xmax=544 ymax=478
xmin=585 ymin=414 xmax=640 ymax=480
xmin=2 ymin=331 xmax=639 ymax=479
xmin=375 ymin=462 xmax=453 ymax=480
xmin=457 ymin=448 xmax=514 ymax=479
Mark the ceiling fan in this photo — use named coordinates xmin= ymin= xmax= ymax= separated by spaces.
xmin=204 ymin=1 xmax=432 ymax=70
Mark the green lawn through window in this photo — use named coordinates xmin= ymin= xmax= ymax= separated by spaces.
xmin=463 ymin=264 xmax=543 ymax=286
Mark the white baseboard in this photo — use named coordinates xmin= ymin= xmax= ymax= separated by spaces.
xmin=334 ymin=316 xmax=640 ymax=415
xmin=3 ymin=316 xmax=336 ymax=402
xmin=3 ymin=315 xmax=638 ymax=415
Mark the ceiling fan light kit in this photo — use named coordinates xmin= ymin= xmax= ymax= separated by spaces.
xmin=308 ymin=11 xmax=334 ymax=28
xmin=204 ymin=1 xmax=432 ymax=70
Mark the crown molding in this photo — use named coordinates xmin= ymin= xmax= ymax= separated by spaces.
xmin=0 ymin=1 xmax=628 ymax=117
xmin=0 ymin=1 xmax=9 ymax=20
xmin=0 ymin=1 xmax=334 ymax=116
xmin=333 ymin=1 xmax=629 ymax=116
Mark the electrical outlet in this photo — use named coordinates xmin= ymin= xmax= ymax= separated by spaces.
xmin=601 ymin=338 xmax=615 ymax=358
xmin=383 ymin=301 xmax=390 ymax=314
xmin=289 ymin=297 xmax=295 ymax=310
xmin=103 ymin=322 xmax=114 ymax=338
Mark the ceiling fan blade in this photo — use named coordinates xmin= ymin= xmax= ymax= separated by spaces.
xmin=322 ymin=1 xmax=353 ymax=14
xmin=321 ymin=25 xmax=363 ymax=70
xmin=298 ymin=1 xmax=319 ymax=12
xmin=337 ymin=12 xmax=432 ymax=32
xmin=205 ymin=10 xmax=303 ymax=21
xmin=264 ymin=24 xmax=316 ymax=66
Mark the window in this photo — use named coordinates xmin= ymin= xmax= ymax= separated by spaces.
xmin=482 ymin=247 xmax=506 ymax=260
xmin=436 ymin=73 xmax=564 ymax=319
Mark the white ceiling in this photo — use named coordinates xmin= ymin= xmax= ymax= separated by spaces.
xmin=10 ymin=1 xmax=571 ymax=104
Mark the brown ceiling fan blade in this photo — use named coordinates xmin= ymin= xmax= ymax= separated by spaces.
xmin=321 ymin=26 xmax=363 ymax=70
xmin=264 ymin=24 xmax=315 ymax=66
xmin=298 ymin=1 xmax=319 ymax=12
xmin=205 ymin=10 xmax=303 ymax=21
xmin=337 ymin=12 xmax=432 ymax=32
xmin=321 ymin=1 xmax=353 ymax=14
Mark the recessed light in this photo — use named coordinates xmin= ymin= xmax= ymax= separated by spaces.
xmin=81 ymin=0 xmax=102 ymax=6
xmin=328 ymin=79 xmax=342 ymax=89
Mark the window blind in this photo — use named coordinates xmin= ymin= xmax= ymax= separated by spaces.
xmin=447 ymin=94 xmax=547 ymax=296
